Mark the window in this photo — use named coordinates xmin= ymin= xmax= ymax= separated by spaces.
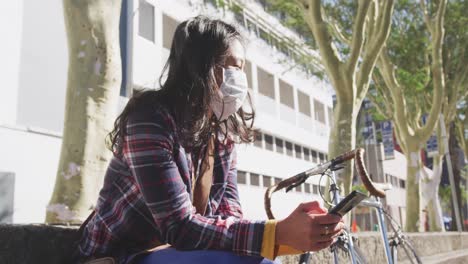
xmin=250 ymin=173 xmax=260 ymax=186
xmin=279 ymin=80 xmax=294 ymax=108
xmin=304 ymin=183 xmax=311 ymax=193
xmin=259 ymin=27 xmax=270 ymax=43
xmin=237 ymin=171 xmax=247 ymax=185
xmin=139 ymin=0 xmax=155 ymax=42
xmin=320 ymin=153 xmax=325 ymax=163
xmin=270 ymin=37 xmax=279 ymax=50
xmin=392 ymin=176 xmax=399 ymax=187
xmin=328 ymin=107 xmax=333 ymax=126
xmin=264 ymin=134 xmax=274 ymax=151
xmin=313 ymin=184 xmax=319 ymax=194
xmin=163 ymin=14 xmax=179 ymax=49
xmin=263 ymin=176 xmax=271 ymax=187
xmin=314 ymin=99 xmax=326 ymax=123
xmin=285 ymin=141 xmax=293 ymax=157
xmin=254 ymin=132 xmax=263 ymax=148
xmin=319 ymin=153 xmax=325 ymax=163
xmin=275 ymin=138 xmax=284 ymax=154
xmin=274 ymin=177 xmax=282 ymax=185
xmin=244 ymin=60 xmax=253 ymax=90
xmin=295 ymin=185 xmax=302 ymax=192
xmin=257 ymin=67 xmax=275 ymax=99
xmin=278 ymin=42 xmax=290 ymax=56
xmin=320 ymin=186 xmax=326 ymax=194
xmin=311 ymin=150 xmax=318 ymax=163
xmin=400 ymin=179 xmax=406 ymax=189
xmin=294 ymin=144 xmax=302 ymax=159
xmin=298 ymin=91 xmax=311 ymax=116
xmin=246 ymin=18 xmax=257 ymax=36
xmin=303 ymin=148 xmax=311 ymax=161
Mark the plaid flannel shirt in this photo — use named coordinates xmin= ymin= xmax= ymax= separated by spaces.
xmin=73 ymin=105 xmax=266 ymax=263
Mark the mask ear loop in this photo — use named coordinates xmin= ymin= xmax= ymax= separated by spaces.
xmin=215 ymin=65 xmax=226 ymax=120
xmin=217 ymin=95 xmax=226 ymax=121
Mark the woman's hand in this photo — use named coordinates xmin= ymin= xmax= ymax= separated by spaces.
xmin=275 ymin=201 xmax=344 ymax=252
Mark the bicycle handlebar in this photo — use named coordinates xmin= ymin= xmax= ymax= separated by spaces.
xmin=264 ymin=148 xmax=386 ymax=219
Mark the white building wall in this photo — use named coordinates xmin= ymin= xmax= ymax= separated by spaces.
xmin=15 ymin=0 xmax=68 ymax=133
xmin=1 ymin=0 xmax=68 ymax=223
xmin=0 ymin=0 xmax=127 ymax=223
xmin=0 ymin=0 xmax=23 ymax=124
xmin=237 ymin=143 xmax=325 ymax=220
xmin=1 ymin=0 xmax=406 ymax=223
xmin=383 ymin=151 xmax=408 ymax=208
xmin=0 ymin=126 xmax=61 ymax=223
xmin=381 ymin=149 xmax=432 ymax=226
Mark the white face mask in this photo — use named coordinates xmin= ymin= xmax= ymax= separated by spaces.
xmin=211 ymin=68 xmax=248 ymax=121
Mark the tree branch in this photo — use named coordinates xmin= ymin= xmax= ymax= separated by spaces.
xmin=393 ymin=123 xmax=408 ymax=154
xmin=372 ymin=70 xmax=394 ymax=116
xmin=454 ymin=115 xmax=468 ymax=158
xmin=415 ymin=0 xmax=447 ymax=141
xmin=419 ymin=0 xmax=433 ymax=34
xmin=356 ymin=0 xmax=394 ymax=99
xmin=347 ymin=0 xmax=372 ymax=73
xmin=367 ymin=92 xmax=390 ymax=120
xmin=364 ymin=1 xmax=378 ymax=47
xmin=300 ymin=0 xmax=344 ymax=89
xmin=377 ymin=49 xmax=411 ymax=140
xmin=327 ymin=18 xmax=351 ymax=45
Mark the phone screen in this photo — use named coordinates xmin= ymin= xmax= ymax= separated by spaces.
xmin=329 ymin=190 xmax=368 ymax=216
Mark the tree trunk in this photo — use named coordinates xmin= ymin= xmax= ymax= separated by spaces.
xmin=449 ymin=123 xmax=465 ymax=231
xmin=45 ymin=0 xmax=122 ymax=224
xmin=328 ymin=96 xmax=358 ymax=195
xmin=420 ymin=155 xmax=445 ymax=231
xmin=404 ymin=147 xmax=422 ymax=232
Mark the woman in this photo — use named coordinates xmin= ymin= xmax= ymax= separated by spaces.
xmin=73 ymin=16 xmax=344 ymax=264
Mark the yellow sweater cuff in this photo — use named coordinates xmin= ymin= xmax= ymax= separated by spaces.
xmin=261 ymin=220 xmax=303 ymax=260
xmin=261 ymin=220 xmax=277 ymax=260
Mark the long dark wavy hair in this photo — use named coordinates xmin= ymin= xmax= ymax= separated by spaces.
xmin=108 ymin=16 xmax=256 ymax=157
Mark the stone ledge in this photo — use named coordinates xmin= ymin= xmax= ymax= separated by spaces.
xmin=1 ymin=224 xmax=467 ymax=264
xmin=0 ymin=224 xmax=79 ymax=264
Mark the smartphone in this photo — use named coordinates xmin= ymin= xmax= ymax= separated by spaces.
xmin=329 ymin=190 xmax=368 ymax=216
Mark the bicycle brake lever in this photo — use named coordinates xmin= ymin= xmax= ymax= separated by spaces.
xmin=285 ymin=176 xmax=307 ymax=193
xmin=330 ymin=164 xmax=345 ymax=171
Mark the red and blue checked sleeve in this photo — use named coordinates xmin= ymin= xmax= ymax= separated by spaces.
xmin=215 ymin=146 xmax=244 ymax=219
xmin=122 ymin=111 xmax=266 ymax=256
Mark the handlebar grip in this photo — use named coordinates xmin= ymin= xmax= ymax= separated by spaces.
xmin=264 ymin=186 xmax=277 ymax=219
xmin=264 ymin=172 xmax=306 ymax=219
xmin=354 ymin=148 xmax=386 ymax=198
xmin=331 ymin=149 xmax=359 ymax=164
xmin=264 ymin=148 xmax=386 ymax=219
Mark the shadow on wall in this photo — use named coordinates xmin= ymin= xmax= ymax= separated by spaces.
xmin=0 ymin=172 xmax=14 ymax=223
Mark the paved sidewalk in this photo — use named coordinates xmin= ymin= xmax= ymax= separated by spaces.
xmin=420 ymin=249 xmax=468 ymax=264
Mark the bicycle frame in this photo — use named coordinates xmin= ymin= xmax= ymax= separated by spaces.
xmin=359 ymin=197 xmax=393 ymax=264
xmin=264 ymin=148 xmax=391 ymax=264
xmin=329 ymin=169 xmax=393 ymax=264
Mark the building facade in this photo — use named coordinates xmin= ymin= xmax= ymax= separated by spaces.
xmin=130 ymin=0 xmax=335 ymax=220
xmin=1 ymin=0 xmax=413 ymax=226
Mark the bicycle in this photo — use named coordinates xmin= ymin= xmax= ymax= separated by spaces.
xmin=264 ymin=148 xmax=422 ymax=264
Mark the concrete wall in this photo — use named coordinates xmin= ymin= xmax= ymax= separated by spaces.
xmin=279 ymin=232 xmax=468 ymax=264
